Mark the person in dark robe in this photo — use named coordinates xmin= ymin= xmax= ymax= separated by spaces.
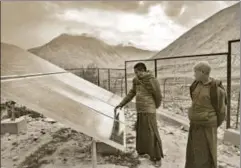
xmin=115 ymin=62 xmax=164 ymax=167
xmin=185 ymin=61 xmax=227 ymax=168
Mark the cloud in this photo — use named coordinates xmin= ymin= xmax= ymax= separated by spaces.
xmin=54 ymin=5 xmax=186 ymax=50
xmin=160 ymin=1 xmax=239 ymax=27
xmin=1 ymin=1 xmax=238 ymax=50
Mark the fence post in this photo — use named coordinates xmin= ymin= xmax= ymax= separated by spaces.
xmin=120 ymin=77 xmax=123 ymax=97
xmin=236 ymin=92 xmax=240 ymax=129
xmin=163 ymin=78 xmax=167 ymax=108
xmin=108 ymin=69 xmax=111 ymax=91
xmin=82 ymin=68 xmax=85 ymax=77
xmin=154 ymin=59 xmax=157 ymax=78
xmin=79 ymin=69 xmax=82 ymax=77
xmin=125 ymin=62 xmax=128 ymax=95
xmin=226 ymin=41 xmax=232 ymax=129
xmin=97 ymin=68 xmax=100 ymax=86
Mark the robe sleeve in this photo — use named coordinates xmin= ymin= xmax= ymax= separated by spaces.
xmin=216 ymin=86 xmax=227 ymax=127
xmin=150 ymin=78 xmax=162 ymax=108
xmin=119 ymin=79 xmax=136 ymax=107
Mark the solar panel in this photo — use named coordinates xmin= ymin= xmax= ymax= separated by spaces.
xmin=1 ymin=43 xmax=65 ymax=78
xmin=1 ymin=43 xmax=126 ymax=151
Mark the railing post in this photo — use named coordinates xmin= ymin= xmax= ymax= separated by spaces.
xmin=226 ymin=41 xmax=232 ymax=129
xmin=154 ymin=59 xmax=157 ymax=78
xmin=236 ymin=92 xmax=240 ymax=129
xmin=163 ymin=78 xmax=167 ymax=108
xmin=97 ymin=68 xmax=100 ymax=86
xmin=120 ymin=77 xmax=123 ymax=97
xmin=125 ymin=62 xmax=128 ymax=95
xmin=108 ymin=69 xmax=111 ymax=91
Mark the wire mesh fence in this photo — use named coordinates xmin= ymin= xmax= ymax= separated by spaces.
xmin=66 ymin=68 xmax=125 ymax=97
xmin=125 ymin=53 xmax=229 ymax=119
xmin=156 ymin=54 xmax=228 ymax=118
xmin=109 ymin=69 xmax=125 ymax=97
xmin=65 ymin=39 xmax=240 ymax=130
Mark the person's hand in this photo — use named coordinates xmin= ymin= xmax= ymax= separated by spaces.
xmin=114 ymin=105 xmax=123 ymax=113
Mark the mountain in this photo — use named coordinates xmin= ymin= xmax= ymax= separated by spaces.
xmin=29 ymin=34 xmax=155 ymax=69
xmin=153 ymin=2 xmax=240 ymax=58
xmin=114 ymin=44 xmax=156 ymax=60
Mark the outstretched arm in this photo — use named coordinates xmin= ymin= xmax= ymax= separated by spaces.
xmin=118 ymin=80 xmax=136 ymax=107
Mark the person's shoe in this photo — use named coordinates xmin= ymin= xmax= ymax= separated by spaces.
xmin=150 ymin=158 xmax=162 ymax=167
xmin=154 ymin=160 xmax=162 ymax=167
xmin=139 ymin=153 xmax=149 ymax=158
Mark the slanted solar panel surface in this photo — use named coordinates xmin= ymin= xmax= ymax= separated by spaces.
xmin=1 ymin=43 xmax=126 ymax=151
xmin=1 ymin=43 xmax=65 ymax=77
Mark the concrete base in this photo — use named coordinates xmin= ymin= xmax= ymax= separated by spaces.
xmin=96 ymin=142 xmax=120 ymax=156
xmin=223 ymin=129 xmax=240 ymax=147
xmin=1 ymin=116 xmax=27 ymax=134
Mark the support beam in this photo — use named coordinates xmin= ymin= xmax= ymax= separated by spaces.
xmin=92 ymin=138 xmax=97 ymax=168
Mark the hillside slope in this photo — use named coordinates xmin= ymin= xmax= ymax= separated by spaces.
xmin=29 ymin=34 xmax=154 ymax=69
xmin=153 ymin=2 xmax=240 ymax=58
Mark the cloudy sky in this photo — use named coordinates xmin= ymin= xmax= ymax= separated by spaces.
xmin=1 ymin=1 xmax=238 ymax=51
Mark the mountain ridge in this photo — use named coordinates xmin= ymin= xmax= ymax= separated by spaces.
xmin=152 ymin=2 xmax=240 ymax=58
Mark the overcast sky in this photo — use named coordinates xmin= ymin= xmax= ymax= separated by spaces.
xmin=1 ymin=1 xmax=238 ymax=51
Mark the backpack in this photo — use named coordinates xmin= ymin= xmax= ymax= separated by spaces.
xmin=190 ymin=79 xmax=227 ymax=126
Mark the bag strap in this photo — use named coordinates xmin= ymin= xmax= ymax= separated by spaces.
xmin=190 ymin=80 xmax=199 ymax=100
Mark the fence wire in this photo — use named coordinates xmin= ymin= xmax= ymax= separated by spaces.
xmin=126 ymin=54 xmax=228 ymax=119
xmin=156 ymin=55 xmax=228 ymax=117
xmin=66 ymin=68 xmax=125 ymax=97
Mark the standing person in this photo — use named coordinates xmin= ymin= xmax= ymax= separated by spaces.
xmin=185 ymin=61 xmax=227 ymax=168
xmin=115 ymin=62 xmax=164 ymax=167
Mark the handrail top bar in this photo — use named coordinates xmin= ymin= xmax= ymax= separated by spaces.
xmin=125 ymin=52 xmax=228 ymax=63
xmin=229 ymin=39 xmax=240 ymax=43
xmin=66 ymin=68 xmax=125 ymax=71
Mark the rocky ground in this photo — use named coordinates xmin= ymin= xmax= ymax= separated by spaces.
xmin=1 ymin=106 xmax=240 ymax=168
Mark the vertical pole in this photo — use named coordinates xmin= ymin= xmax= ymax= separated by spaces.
xmin=11 ymin=107 xmax=15 ymax=121
xmin=226 ymin=41 xmax=232 ymax=129
xmin=163 ymin=78 xmax=167 ymax=108
xmin=108 ymin=69 xmax=111 ymax=91
xmin=236 ymin=92 xmax=240 ymax=129
xmin=10 ymin=101 xmax=16 ymax=121
xmin=97 ymin=68 xmax=100 ymax=86
xmin=80 ymin=68 xmax=82 ymax=77
xmin=92 ymin=138 xmax=97 ymax=168
xmin=120 ymin=77 xmax=123 ymax=97
xmin=154 ymin=59 xmax=157 ymax=78
xmin=125 ymin=62 xmax=128 ymax=95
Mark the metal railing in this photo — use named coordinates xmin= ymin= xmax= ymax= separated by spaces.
xmin=125 ymin=39 xmax=240 ymax=129
xmin=66 ymin=68 xmax=126 ymax=97
xmin=228 ymin=39 xmax=240 ymax=129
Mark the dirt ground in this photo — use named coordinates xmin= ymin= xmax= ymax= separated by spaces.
xmin=1 ymin=108 xmax=240 ymax=168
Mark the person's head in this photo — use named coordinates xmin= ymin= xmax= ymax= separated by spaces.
xmin=134 ymin=62 xmax=147 ymax=78
xmin=193 ymin=61 xmax=211 ymax=81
